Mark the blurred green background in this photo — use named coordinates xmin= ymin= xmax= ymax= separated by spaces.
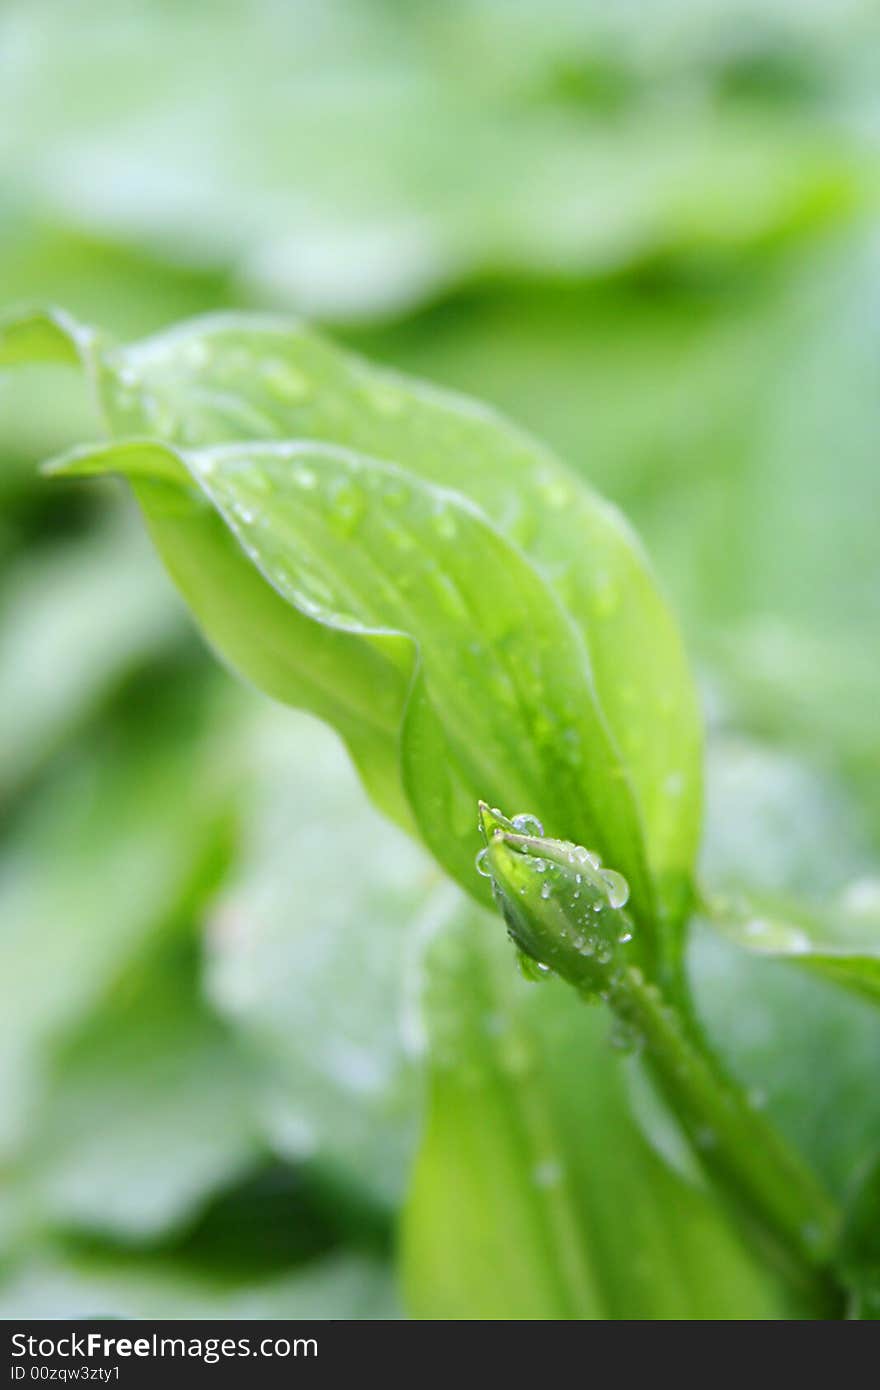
xmin=1 ymin=0 xmax=879 ymax=1318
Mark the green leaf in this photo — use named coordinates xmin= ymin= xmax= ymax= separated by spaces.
xmin=0 ymin=683 xmax=236 ymax=1163
xmin=840 ymin=1157 xmax=880 ymax=1318
xmin=403 ymin=891 xmax=799 ymax=1319
xmin=0 ymin=0 xmax=866 ymax=319
xmin=48 ymin=433 xmax=657 ymax=938
xmin=1 ymin=306 xmax=702 ymax=962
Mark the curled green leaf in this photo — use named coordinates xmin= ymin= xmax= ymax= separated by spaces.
xmin=43 ymin=437 xmax=655 ymax=933
xmin=0 ymin=305 xmax=703 ymax=973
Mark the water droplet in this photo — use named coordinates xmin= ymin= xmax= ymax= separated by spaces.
xmin=664 ymin=771 xmax=684 ymax=797
xmin=539 ymin=478 xmax=570 ymax=508
xmin=181 ymin=340 xmax=208 ymax=370
xmin=600 ymin=869 xmax=630 ymax=909
xmin=574 ymin=845 xmax=601 ymax=869
xmin=511 ymin=813 xmax=544 ymax=836
xmin=540 ymin=882 xmax=552 ymax=900
xmin=608 ymin=1017 xmax=638 ymax=1052
xmin=262 ymin=359 xmax=312 ymax=403
xmin=475 ymin=847 xmax=492 ymax=878
xmin=595 ymin=941 xmax=613 ymax=964
xmin=294 ymin=465 xmax=317 ymax=489
xmin=141 ymin=392 xmax=175 ymax=436
xmin=328 ymin=479 xmax=366 ymax=536
xmin=743 ymin=917 xmax=810 ymax=953
xmin=518 ymin=952 xmax=553 ymax=983
xmin=617 ymin=926 xmax=633 ymax=944
xmin=366 ymin=380 xmax=404 ymax=416
xmin=840 ymin=877 xmax=880 ymax=919
xmin=532 ymin=1159 xmax=563 ymax=1188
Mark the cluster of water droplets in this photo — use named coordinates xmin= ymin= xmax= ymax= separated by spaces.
xmin=475 ymin=810 xmax=636 ymax=993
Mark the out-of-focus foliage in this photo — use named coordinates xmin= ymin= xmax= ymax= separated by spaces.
xmin=0 ymin=0 xmax=878 ymax=1319
xmin=404 ymin=893 xmax=799 ymax=1319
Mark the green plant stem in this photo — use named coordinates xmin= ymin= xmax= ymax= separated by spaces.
xmin=483 ymin=821 xmax=842 ymax=1300
xmin=607 ymin=962 xmax=840 ymax=1299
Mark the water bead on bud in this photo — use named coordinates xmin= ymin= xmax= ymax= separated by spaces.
xmin=475 ymin=846 xmax=492 ymax=878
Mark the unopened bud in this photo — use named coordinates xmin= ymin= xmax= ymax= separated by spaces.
xmin=477 ymin=802 xmax=633 ymax=998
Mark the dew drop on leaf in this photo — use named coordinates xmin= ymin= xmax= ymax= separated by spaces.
xmin=262 ymin=359 xmax=313 ymax=403
xmin=432 ymin=506 xmax=457 ymax=540
xmin=532 ymin=1159 xmax=563 ymax=1189
xmin=517 ymin=951 xmax=553 ymax=983
xmin=511 ymin=812 xmax=544 ymax=836
xmin=327 ymin=480 xmax=366 ymax=536
xmin=600 ymin=869 xmax=630 ymax=909
xmin=608 ymin=1018 xmax=639 ymax=1053
xmin=475 ymin=846 xmax=492 ymax=878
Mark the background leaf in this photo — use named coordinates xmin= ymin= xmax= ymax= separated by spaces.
xmin=700 ymin=731 xmax=880 ymax=1006
xmin=0 ymin=1248 xmax=399 ymax=1320
xmin=0 ymin=512 xmax=182 ymax=801
xmin=0 ymin=305 xmax=703 ymax=958
xmin=0 ymin=682 xmax=237 ymax=1163
xmin=205 ymin=705 xmax=433 ymax=1205
xmin=403 ymin=891 xmax=800 ymax=1319
xmin=687 ymin=733 xmax=880 ymax=1202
